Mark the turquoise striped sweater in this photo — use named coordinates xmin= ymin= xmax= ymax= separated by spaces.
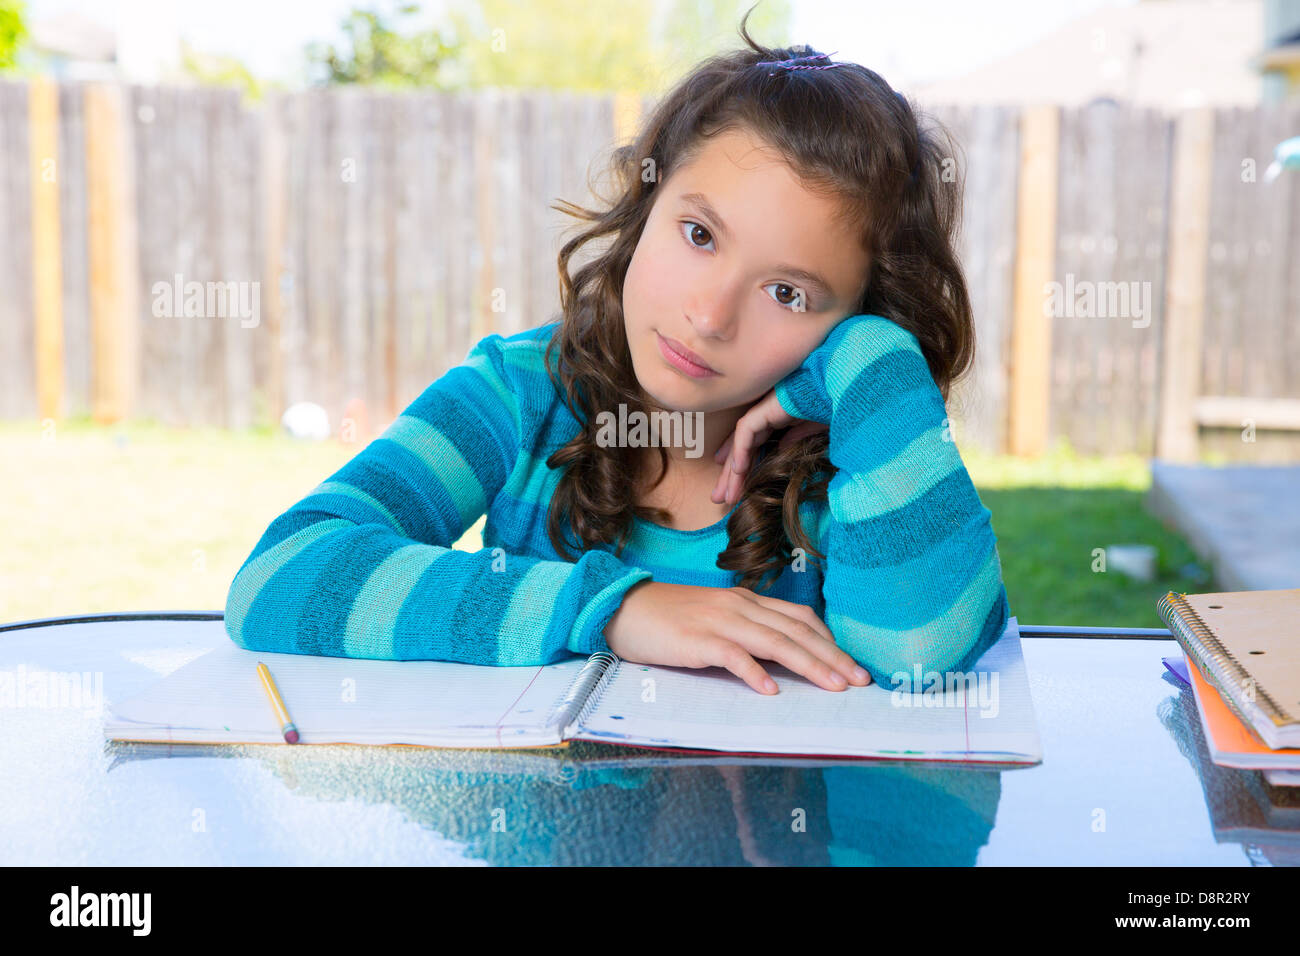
xmin=224 ymin=313 xmax=1010 ymax=689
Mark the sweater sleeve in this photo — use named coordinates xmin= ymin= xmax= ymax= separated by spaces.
xmin=223 ymin=331 xmax=653 ymax=666
xmin=772 ymin=313 xmax=1010 ymax=690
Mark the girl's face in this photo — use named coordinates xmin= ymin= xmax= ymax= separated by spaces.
xmin=622 ymin=126 xmax=871 ymax=415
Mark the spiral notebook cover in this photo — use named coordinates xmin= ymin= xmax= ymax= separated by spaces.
xmin=1158 ymin=588 xmax=1300 ymax=749
xmin=1182 ymin=648 xmax=1300 ymax=769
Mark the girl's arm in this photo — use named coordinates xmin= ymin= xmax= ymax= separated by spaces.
xmin=223 ymin=330 xmax=652 ymax=665
xmin=772 ymin=313 xmax=1011 ymax=689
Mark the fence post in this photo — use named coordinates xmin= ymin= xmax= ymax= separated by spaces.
xmin=1156 ymin=107 xmax=1214 ymax=463
xmin=84 ymin=84 xmax=139 ymax=424
xmin=29 ymin=76 xmax=63 ymax=424
xmin=1008 ymin=104 xmax=1059 ymax=457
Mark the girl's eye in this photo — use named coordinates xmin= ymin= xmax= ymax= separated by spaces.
xmin=680 ymin=220 xmax=714 ymax=251
xmin=679 ymin=219 xmax=810 ymax=312
xmin=763 ymin=283 xmax=807 ymax=312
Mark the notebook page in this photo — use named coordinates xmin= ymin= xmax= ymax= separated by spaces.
xmin=571 ymin=617 xmax=1042 ymax=761
xmin=106 ymin=643 xmax=590 ymax=746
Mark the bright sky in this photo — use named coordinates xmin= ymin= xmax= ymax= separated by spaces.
xmin=27 ymin=0 xmax=1138 ymax=88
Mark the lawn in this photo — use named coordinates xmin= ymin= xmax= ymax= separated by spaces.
xmin=962 ymin=443 xmax=1208 ymax=628
xmin=0 ymin=418 xmax=1207 ymax=629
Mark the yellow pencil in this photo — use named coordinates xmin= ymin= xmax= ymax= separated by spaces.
xmin=256 ymin=661 xmax=300 ymax=744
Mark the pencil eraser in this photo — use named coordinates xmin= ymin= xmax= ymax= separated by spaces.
xmin=285 ymin=728 xmax=300 ymax=744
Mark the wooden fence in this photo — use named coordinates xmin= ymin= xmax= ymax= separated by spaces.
xmin=1 ymin=78 xmax=1298 ymax=460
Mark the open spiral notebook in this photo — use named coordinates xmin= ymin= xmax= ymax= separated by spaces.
xmin=104 ymin=616 xmax=1042 ymax=764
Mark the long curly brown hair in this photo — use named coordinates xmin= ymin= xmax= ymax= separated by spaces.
xmin=542 ymin=7 xmax=976 ymax=592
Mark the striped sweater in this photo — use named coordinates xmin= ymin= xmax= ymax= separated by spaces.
xmin=224 ymin=313 xmax=1010 ymax=689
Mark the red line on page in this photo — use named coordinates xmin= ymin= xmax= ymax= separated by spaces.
xmin=495 ymin=666 xmax=546 ymax=747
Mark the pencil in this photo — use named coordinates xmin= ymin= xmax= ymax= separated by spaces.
xmin=256 ymin=661 xmax=300 ymax=744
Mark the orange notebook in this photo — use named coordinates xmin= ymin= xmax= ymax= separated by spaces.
xmin=1159 ymin=589 xmax=1300 ymax=750
xmin=1184 ymin=652 xmax=1300 ymax=770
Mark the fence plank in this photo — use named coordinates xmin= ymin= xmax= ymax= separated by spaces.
xmin=447 ymin=91 xmax=473 ymax=365
xmin=217 ymin=88 xmax=255 ymax=430
xmin=259 ymin=91 xmax=287 ymax=427
xmin=1157 ymin=108 xmax=1214 ymax=462
xmin=193 ymin=89 xmax=221 ymax=427
xmin=84 ymin=83 xmax=138 ymax=423
xmin=58 ymin=81 xmax=90 ymax=419
xmin=0 ymin=81 xmax=36 ymax=420
xmin=280 ymin=90 xmax=308 ymax=411
xmin=131 ymin=84 xmax=163 ymax=424
xmin=936 ymin=103 xmax=1019 ymax=457
xmin=1008 ymin=105 xmax=1058 ymax=457
xmin=391 ymin=91 xmax=426 ymax=409
xmin=29 ymin=76 xmax=63 ymax=423
xmin=338 ymin=86 xmax=367 ymax=436
xmin=365 ymin=90 xmax=396 ymax=434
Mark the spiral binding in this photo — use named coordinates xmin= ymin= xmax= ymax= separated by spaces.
xmin=546 ymin=650 xmax=621 ymax=739
xmin=1157 ymin=591 xmax=1292 ymax=728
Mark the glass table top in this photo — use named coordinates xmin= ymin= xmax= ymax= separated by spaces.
xmin=1 ymin=615 xmax=1296 ymax=866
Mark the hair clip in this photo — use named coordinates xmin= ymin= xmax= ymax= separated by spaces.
xmin=756 ymin=51 xmax=845 ymax=77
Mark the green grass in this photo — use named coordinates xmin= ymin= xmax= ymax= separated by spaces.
xmin=0 ymin=420 xmax=1204 ymax=630
xmin=963 ymin=440 xmax=1208 ymax=628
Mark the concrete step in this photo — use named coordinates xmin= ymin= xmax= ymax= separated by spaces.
xmin=1145 ymin=460 xmax=1300 ymax=591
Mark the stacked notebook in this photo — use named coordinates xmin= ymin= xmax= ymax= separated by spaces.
xmin=104 ymin=616 xmax=1043 ymax=766
xmin=1158 ymin=667 xmax=1300 ymax=865
xmin=1157 ymin=588 xmax=1300 ymax=785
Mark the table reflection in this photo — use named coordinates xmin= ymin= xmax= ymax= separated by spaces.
xmin=1158 ymin=672 xmax=1300 ymax=866
xmin=106 ymin=738 xmax=1004 ymax=865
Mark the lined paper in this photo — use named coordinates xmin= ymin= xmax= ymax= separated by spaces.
xmin=106 ymin=644 xmax=587 ymax=747
xmin=105 ymin=620 xmax=1042 ymax=762
xmin=571 ymin=617 xmax=1042 ymax=763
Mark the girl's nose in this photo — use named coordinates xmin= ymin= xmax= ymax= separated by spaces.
xmin=683 ymin=291 xmax=740 ymax=340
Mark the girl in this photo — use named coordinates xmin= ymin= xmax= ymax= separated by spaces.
xmin=224 ymin=19 xmax=1010 ymax=697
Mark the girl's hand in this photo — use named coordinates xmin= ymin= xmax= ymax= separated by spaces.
xmin=710 ymin=389 xmax=828 ymax=506
xmin=603 ymin=580 xmax=872 ymax=694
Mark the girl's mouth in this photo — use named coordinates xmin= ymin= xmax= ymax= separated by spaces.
xmin=656 ymin=332 xmax=719 ymax=378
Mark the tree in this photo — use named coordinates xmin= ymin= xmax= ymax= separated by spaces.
xmin=443 ymin=0 xmax=661 ymax=92
xmin=659 ymin=0 xmax=792 ymax=80
xmin=304 ymin=0 xmax=793 ymax=93
xmin=181 ymin=40 xmax=265 ymax=101
xmin=0 ymin=0 xmax=28 ymax=72
xmin=445 ymin=0 xmax=792 ymax=93
xmin=306 ymin=2 xmax=461 ymax=88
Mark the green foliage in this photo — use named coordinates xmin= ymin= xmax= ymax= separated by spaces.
xmin=306 ymin=2 xmax=461 ymax=88
xmin=963 ymin=445 xmax=1209 ymax=628
xmin=304 ymin=0 xmax=794 ymax=92
xmin=445 ymin=0 xmax=661 ymax=92
xmin=659 ymin=0 xmax=793 ymax=77
xmin=454 ymin=0 xmax=792 ymax=92
xmin=0 ymin=0 xmax=28 ymax=72
xmin=180 ymin=39 xmax=265 ymax=101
